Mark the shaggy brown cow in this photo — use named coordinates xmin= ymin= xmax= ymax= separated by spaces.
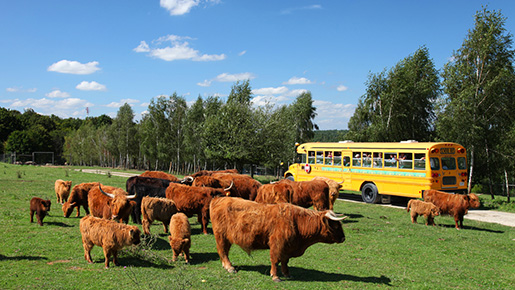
xmin=211 ymin=173 xmax=262 ymax=200
xmin=190 ymin=169 xmax=239 ymax=178
xmin=255 ymin=182 xmax=294 ymax=204
xmin=423 ymin=190 xmax=480 ymax=229
xmin=62 ymin=182 xmax=97 ymax=218
xmin=274 ymin=179 xmax=331 ymax=210
xmin=88 ymin=184 xmax=137 ymax=223
xmin=140 ymin=171 xmax=179 ymax=182
xmin=312 ymin=176 xmax=343 ymax=210
xmin=407 ymin=199 xmax=440 ymax=226
xmin=210 ymin=197 xmax=346 ymax=282
xmin=141 ymin=196 xmax=178 ymax=235
xmin=168 ymin=213 xmax=191 ymax=263
xmin=165 ymin=183 xmax=229 ymax=234
xmin=80 ymin=215 xmax=141 ymax=268
xmin=55 ymin=179 xmax=72 ymax=204
xmin=30 ymin=197 xmax=51 ymax=226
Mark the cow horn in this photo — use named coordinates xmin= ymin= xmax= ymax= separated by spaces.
xmin=99 ymin=184 xmax=115 ymax=198
xmin=338 ymin=181 xmax=344 ymax=185
xmin=182 ymin=176 xmax=194 ymax=183
xmin=325 ymin=211 xmax=347 ymax=221
xmin=126 ymin=188 xmax=137 ymax=199
xmin=224 ymin=181 xmax=234 ymax=191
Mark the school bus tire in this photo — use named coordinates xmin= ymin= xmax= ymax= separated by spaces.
xmin=285 ymin=175 xmax=295 ymax=181
xmin=362 ymin=183 xmax=381 ymax=204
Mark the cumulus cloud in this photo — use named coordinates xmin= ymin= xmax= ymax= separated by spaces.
xmin=313 ymin=100 xmax=355 ymax=130
xmin=337 ymin=85 xmax=348 ymax=92
xmin=6 ymin=87 xmax=37 ymax=93
xmin=198 ymin=72 xmax=256 ymax=87
xmin=45 ymin=90 xmax=70 ymax=98
xmin=76 ymin=81 xmax=107 ymax=91
xmin=283 ymin=77 xmax=313 ymax=85
xmin=134 ymin=34 xmax=225 ymax=62
xmin=160 ymin=0 xmax=220 ymax=15
xmin=251 ymin=86 xmax=308 ymax=107
xmin=48 ymin=60 xmax=101 ymax=75
xmin=7 ymin=97 xmax=94 ymax=118
xmin=105 ymin=98 xmax=140 ymax=108
xmin=252 ymin=86 xmax=288 ymax=95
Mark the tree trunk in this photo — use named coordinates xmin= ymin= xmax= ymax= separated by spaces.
xmin=505 ymin=169 xmax=510 ymax=202
xmin=468 ymin=145 xmax=474 ymax=194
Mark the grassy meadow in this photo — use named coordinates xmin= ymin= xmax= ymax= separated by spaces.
xmin=0 ymin=163 xmax=514 ymax=289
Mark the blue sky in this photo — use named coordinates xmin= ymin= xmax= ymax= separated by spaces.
xmin=1 ymin=0 xmax=514 ymax=130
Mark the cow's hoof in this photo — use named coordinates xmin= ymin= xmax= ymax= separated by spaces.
xmin=272 ymin=277 xmax=282 ymax=282
xmin=226 ymin=267 xmax=237 ymax=274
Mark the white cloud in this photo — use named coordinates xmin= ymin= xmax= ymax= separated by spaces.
xmin=285 ymin=88 xmax=309 ymax=97
xmin=313 ymin=100 xmax=355 ymax=130
xmin=252 ymin=86 xmax=288 ymax=95
xmin=6 ymin=87 xmax=37 ymax=93
xmin=281 ymin=5 xmax=322 ymax=15
xmin=197 ymin=80 xmax=212 ymax=87
xmin=45 ymin=90 xmax=70 ymax=98
xmin=48 ymin=60 xmax=100 ymax=75
xmin=135 ymin=34 xmax=225 ymax=62
xmin=238 ymin=50 xmax=247 ymax=56
xmin=214 ymin=72 xmax=255 ymax=82
xmin=133 ymin=41 xmax=150 ymax=52
xmin=337 ymin=85 xmax=348 ymax=92
xmin=283 ymin=77 xmax=313 ymax=85
xmin=76 ymin=81 xmax=107 ymax=91
xmin=160 ymin=0 xmax=220 ymax=15
xmin=105 ymin=98 xmax=140 ymax=108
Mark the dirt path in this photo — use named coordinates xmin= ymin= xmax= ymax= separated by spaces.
xmin=75 ymin=168 xmax=138 ymax=178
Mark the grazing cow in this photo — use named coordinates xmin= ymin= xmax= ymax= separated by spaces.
xmin=141 ymin=196 xmax=178 ymax=235
xmin=272 ymin=179 xmax=331 ymax=211
xmin=55 ymin=179 xmax=72 ymax=204
xmin=211 ymin=173 xmax=262 ymax=200
xmin=210 ymin=197 xmax=346 ymax=282
xmin=126 ymin=176 xmax=172 ymax=224
xmin=255 ymin=182 xmax=294 ymax=204
xmin=423 ymin=190 xmax=481 ymax=229
xmin=80 ymin=215 xmax=141 ymax=268
xmin=30 ymin=197 xmax=51 ymax=226
xmin=88 ymin=184 xmax=137 ymax=223
xmin=168 ymin=213 xmax=191 ymax=263
xmin=62 ymin=182 xmax=97 ymax=218
xmin=312 ymin=176 xmax=343 ymax=210
xmin=140 ymin=171 xmax=179 ymax=182
xmin=165 ymin=183 xmax=229 ymax=235
xmin=406 ymin=199 xmax=440 ymax=226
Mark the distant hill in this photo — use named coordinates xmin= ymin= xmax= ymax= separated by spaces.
xmin=311 ymin=130 xmax=348 ymax=142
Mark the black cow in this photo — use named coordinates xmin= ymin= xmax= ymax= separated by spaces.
xmin=126 ymin=176 xmax=171 ymax=224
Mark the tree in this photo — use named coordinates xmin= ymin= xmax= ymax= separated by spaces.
xmin=347 ymin=47 xmax=439 ymax=142
xmin=438 ymin=7 xmax=515 ymax=194
xmin=290 ymin=91 xmax=319 ymax=144
xmin=183 ymin=96 xmax=207 ymax=171
xmin=109 ymin=103 xmax=138 ymax=168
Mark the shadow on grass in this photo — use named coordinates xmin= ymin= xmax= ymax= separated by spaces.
xmin=45 ymin=221 xmax=74 ymax=227
xmin=435 ymin=223 xmax=504 ymax=233
xmin=237 ymin=265 xmax=392 ymax=285
xmin=0 ymin=254 xmax=48 ymax=261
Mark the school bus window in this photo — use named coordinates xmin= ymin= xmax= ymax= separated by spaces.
xmin=430 ymin=158 xmax=440 ymax=170
xmin=373 ymin=152 xmax=383 ymax=168
xmin=457 ymin=157 xmax=466 ymax=170
xmin=352 ymin=152 xmax=361 ymax=167
xmin=414 ymin=153 xmax=426 ymax=170
xmin=325 ymin=151 xmax=333 ymax=165
xmin=441 ymin=157 xmax=456 ymax=170
xmin=334 ymin=152 xmax=342 ymax=166
xmin=297 ymin=153 xmax=306 ymax=164
xmin=385 ymin=153 xmax=397 ymax=168
xmin=399 ymin=152 xmax=413 ymax=169
xmin=343 ymin=156 xmax=350 ymax=167
xmin=307 ymin=151 xmax=315 ymax=164
xmin=362 ymin=152 xmax=372 ymax=167
xmin=316 ymin=151 xmax=324 ymax=164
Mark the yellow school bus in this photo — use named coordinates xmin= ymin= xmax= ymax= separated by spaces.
xmin=284 ymin=141 xmax=468 ymax=203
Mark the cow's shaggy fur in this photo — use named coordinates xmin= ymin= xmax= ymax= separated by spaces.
xmin=62 ymin=182 xmax=96 ymax=218
xmin=141 ymin=196 xmax=178 ymax=235
xmin=140 ymin=171 xmax=179 ymax=182
xmin=210 ymin=197 xmax=346 ymax=282
xmin=275 ymin=179 xmax=331 ymax=211
xmin=88 ymin=185 xmax=136 ymax=223
xmin=80 ymin=216 xmax=141 ymax=268
xmin=168 ymin=213 xmax=191 ymax=263
xmin=312 ymin=176 xmax=343 ymax=210
xmin=30 ymin=197 xmax=51 ymax=226
xmin=423 ymin=190 xmax=480 ymax=229
xmin=55 ymin=179 xmax=72 ymax=204
xmin=407 ymin=199 xmax=440 ymax=225
xmin=255 ymin=182 xmax=294 ymax=204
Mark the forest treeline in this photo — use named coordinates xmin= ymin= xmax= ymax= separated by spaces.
xmin=1 ymin=8 xmax=515 ymax=196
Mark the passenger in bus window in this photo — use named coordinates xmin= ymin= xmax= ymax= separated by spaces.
xmin=353 ymin=153 xmax=361 ymax=166
xmin=385 ymin=153 xmax=397 ymax=167
xmin=308 ymin=151 xmax=316 ymax=164
xmin=325 ymin=152 xmax=333 ymax=165
xmin=343 ymin=156 xmax=350 ymax=167
xmin=430 ymin=158 xmax=440 ymax=170
xmin=316 ymin=151 xmax=324 ymax=164
xmin=414 ymin=153 xmax=426 ymax=170
xmin=373 ymin=153 xmax=383 ymax=167
xmin=399 ymin=153 xmax=412 ymax=169
xmin=363 ymin=152 xmax=372 ymax=167
xmin=334 ymin=152 xmax=342 ymax=166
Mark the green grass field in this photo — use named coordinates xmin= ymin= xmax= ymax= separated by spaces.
xmin=0 ymin=163 xmax=514 ymax=289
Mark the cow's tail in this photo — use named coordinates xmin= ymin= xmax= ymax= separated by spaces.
xmin=407 ymin=200 xmax=412 ymax=212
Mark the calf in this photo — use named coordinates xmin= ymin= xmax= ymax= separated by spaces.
xmin=423 ymin=190 xmax=480 ymax=229
xmin=62 ymin=182 xmax=96 ymax=218
xmin=141 ymin=196 xmax=178 ymax=235
xmin=168 ymin=213 xmax=191 ymax=263
xmin=30 ymin=197 xmax=51 ymax=226
xmin=407 ymin=199 xmax=440 ymax=226
xmin=210 ymin=197 xmax=346 ymax=282
xmin=80 ymin=215 xmax=141 ymax=268
xmin=55 ymin=179 xmax=72 ymax=204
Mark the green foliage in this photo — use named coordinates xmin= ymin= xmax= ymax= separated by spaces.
xmin=0 ymin=164 xmax=514 ymax=289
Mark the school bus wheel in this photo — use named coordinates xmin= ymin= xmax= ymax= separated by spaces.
xmin=362 ymin=183 xmax=381 ymax=204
